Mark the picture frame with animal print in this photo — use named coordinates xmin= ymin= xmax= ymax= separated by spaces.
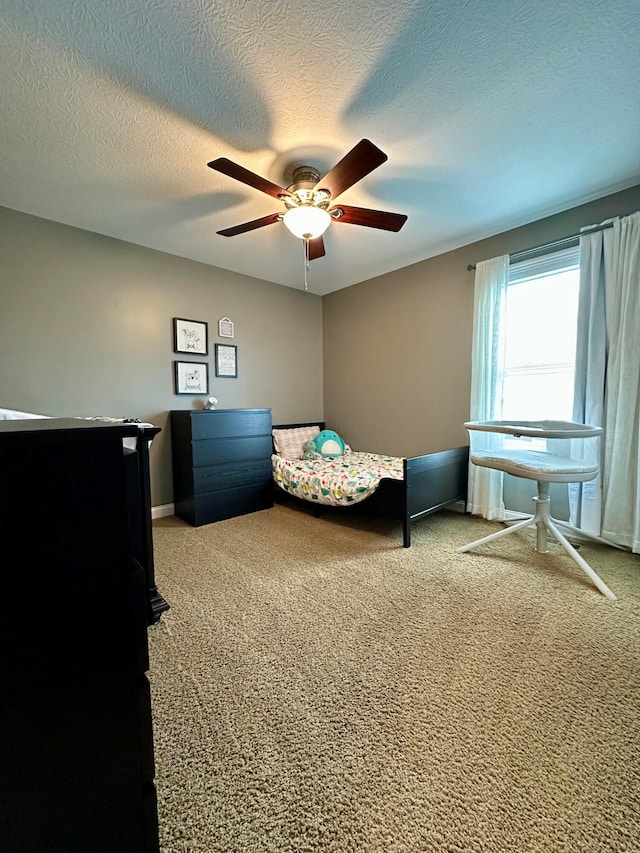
xmin=174 ymin=360 xmax=209 ymax=395
xmin=173 ymin=317 xmax=208 ymax=355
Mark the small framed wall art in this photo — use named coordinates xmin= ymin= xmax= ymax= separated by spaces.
xmin=174 ymin=360 xmax=209 ymax=395
xmin=173 ymin=317 xmax=208 ymax=355
xmin=215 ymin=343 xmax=237 ymax=378
xmin=218 ymin=317 xmax=234 ymax=338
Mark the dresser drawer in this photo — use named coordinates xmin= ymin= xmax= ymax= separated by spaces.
xmin=192 ymin=434 xmax=272 ymax=467
xmin=192 ymin=482 xmax=273 ymax=525
xmin=142 ymin=784 xmax=160 ymax=853
xmin=129 ymin=560 xmax=150 ymax=673
xmin=137 ymin=675 xmax=155 ymax=785
xmin=193 ymin=459 xmax=272 ymax=495
xmin=189 ymin=409 xmax=271 ymax=440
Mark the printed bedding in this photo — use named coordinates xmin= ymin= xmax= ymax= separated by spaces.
xmin=272 ymin=450 xmax=404 ymax=507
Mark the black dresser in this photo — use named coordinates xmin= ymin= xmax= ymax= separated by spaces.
xmin=170 ymin=408 xmax=273 ymax=526
xmin=127 ymin=425 xmax=170 ymax=625
xmin=0 ymin=419 xmax=160 ymax=853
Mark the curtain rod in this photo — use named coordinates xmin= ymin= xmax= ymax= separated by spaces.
xmin=466 ymin=221 xmax=615 ymax=271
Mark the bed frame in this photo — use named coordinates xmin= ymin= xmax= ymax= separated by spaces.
xmin=272 ymin=422 xmax=469 ymax=547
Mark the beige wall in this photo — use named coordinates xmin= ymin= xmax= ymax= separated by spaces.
xmin=0 ymin=207 xmax=323 ymax=505
xmin=323 ymin=184 xmax=640 ymax=457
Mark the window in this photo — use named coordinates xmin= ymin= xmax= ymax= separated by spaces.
xmin=501 ymin=246 xmax=580 ymax=422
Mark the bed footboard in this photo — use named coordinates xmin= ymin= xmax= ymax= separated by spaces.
xmin=356 ymin=445 xmax=469 ymax=547
xmin=402 ymin=445 xmax=469 ymax=547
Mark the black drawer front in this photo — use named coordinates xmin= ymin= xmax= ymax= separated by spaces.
xmin=192 ymin=435 xmax=272 ymax=467
xmin=190 ymin=409 xmax=271 ymax=440
xmin=193 ymin=482 xmax=273 ymax=525
xmin=137 ymin=675 xmax=156 ymax=785
xmin=142 ymin=784 xmax=160 ymax=853
xmin=129 ymin=560 xmax=150 ymax=673
xmin=193 ymin=459 xmax=272 ymax=495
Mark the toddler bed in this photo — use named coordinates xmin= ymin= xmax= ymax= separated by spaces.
xmin=272 ymin=422 xmax=469 ymax=547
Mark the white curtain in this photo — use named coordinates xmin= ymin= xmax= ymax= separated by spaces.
xmin=466 ymin=255 xmax=509 ymax=519
xmin=571 ymin=212 xmax=640 ymax=552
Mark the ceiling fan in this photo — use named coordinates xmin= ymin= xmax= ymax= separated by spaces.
xmin=207 ymin=139 xmax=408 ymax=266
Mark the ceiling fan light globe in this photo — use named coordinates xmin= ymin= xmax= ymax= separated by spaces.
xmin=283 ymin=206 xmax=331 ymax=240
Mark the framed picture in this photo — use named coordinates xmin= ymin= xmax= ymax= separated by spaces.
xmin=173 ymin=317 xmax=208 ymax=355
xmin=218 ymin=317 xmax=234 ymax=338
xmin=215 ymin=343 xmax=237 ymax=378
xmin=174 ymin=360 xmax=209 ymax=395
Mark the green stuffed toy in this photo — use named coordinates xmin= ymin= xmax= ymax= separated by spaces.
xmin=311 ymin=429 xmax=346 ymax=458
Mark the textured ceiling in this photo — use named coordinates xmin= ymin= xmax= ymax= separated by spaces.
xmin=1 ymin=0 xmax=639 ymax=295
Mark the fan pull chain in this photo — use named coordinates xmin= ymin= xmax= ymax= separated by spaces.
xmin=303 ymin=239 xmax=309 ymax=291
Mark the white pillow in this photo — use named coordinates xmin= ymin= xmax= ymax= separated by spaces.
xmin=272 ymin=425 xmax=320 ymax=458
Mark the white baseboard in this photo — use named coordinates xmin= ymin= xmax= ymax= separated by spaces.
xmin=152 ymin=503 xmax=175 ymax=519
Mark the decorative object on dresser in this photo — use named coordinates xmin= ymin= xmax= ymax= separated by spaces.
xmin=214 ymin=343 xmax=238 ymax=378
xmin=0 ymin=419 xmax=160 ymax=852
xmin=173 ymin=317 xmax=208 ymax=355
xmin=174 ymin=360 xmax=209 ymax=394
xmin=171 ymin=408 xmax=273 ymax=526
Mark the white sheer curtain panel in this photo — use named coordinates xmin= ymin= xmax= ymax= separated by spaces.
xmin=467 ymin=255 xmax=510 ymax=519
xmin=571 ymin=212 xmax=640 ymax=552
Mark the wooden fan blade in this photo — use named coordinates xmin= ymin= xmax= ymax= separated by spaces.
xmin=217 ymin=212 xmax=282 ymax=237
xmin=331 ymin=204 xmax=407 ymax=232
xmin=308 ymin=235 xmax=325 ymax=261
xmin=315 ymin=139 xmax=387 ymax=200
xmin=208 ymin=158 xmax=288 ymax=200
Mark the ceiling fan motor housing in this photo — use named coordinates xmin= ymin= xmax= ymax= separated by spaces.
xmin=282 ymin=166 xmax=331 ymax=211
xmin=290 ymin=166 xmax=321 ymax=187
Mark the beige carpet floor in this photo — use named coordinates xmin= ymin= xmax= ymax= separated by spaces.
xmin=148 ymin=503 xmax=640 ymax=853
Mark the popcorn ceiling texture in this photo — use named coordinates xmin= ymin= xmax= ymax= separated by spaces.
xmin=1 ymin=0 xmax=639 ymax=293
xmin=149 ymin=507 xmax=640 ymax=852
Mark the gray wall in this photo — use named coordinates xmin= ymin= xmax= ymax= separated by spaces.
xmin=0 ymin=207 xmax=323 ymax=505
xmin=3 ymin=184 xmax=639 ymax=512
xmin=323 ymin=184 xmax=640 ymax=459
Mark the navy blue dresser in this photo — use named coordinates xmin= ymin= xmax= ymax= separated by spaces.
xmin=170 ymin=408 xmax=273 ymax=526
xmin=0 ymin=419 xmax=159 ymax=852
